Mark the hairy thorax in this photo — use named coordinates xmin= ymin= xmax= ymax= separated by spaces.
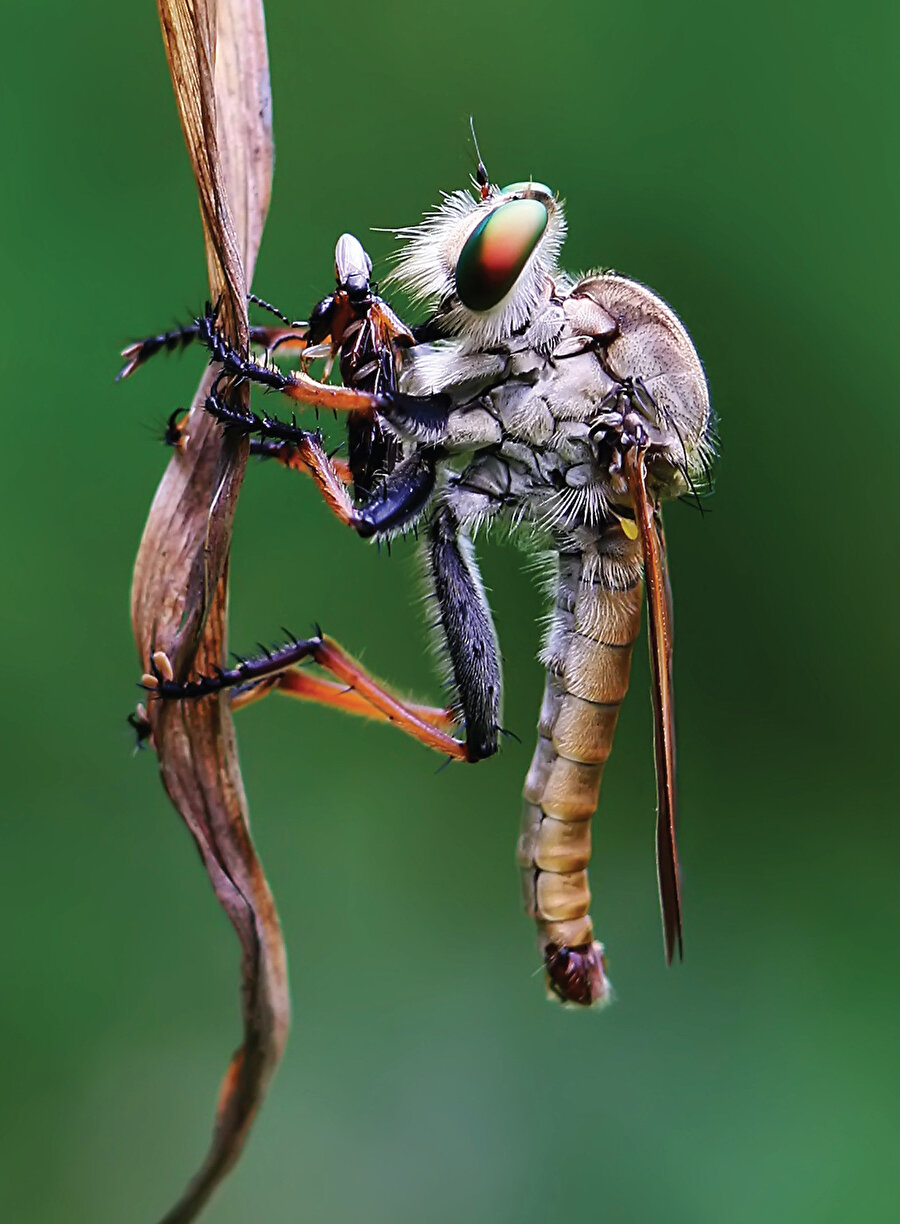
xmin=399 ymin=274 xmax=712 ymax=538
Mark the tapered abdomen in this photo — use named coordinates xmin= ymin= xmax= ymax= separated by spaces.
xmin=518 ymin=542 xmax=643 ymax=1006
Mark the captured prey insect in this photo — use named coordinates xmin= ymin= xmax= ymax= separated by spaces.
xmin=124 ymin=166 xmax=714 ymax=1007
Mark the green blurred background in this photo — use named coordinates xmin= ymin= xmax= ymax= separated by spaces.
xmin=3 ymin=2 xmax=898 ymax=1221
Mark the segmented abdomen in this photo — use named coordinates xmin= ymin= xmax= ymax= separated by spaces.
xmin=518 ymin=540 xmax=643 ymax=1006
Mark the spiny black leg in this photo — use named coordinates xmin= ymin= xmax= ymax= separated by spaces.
xmin=162 ymin=406 xmax=314 ymax=466
xmin=203 ymin=382 xmax=315 ymax=448
xmin=425 ymin=505 xmax=502 ymax=762
xmin=142 ymin=633 xmax=321 ymax=701
xmin=197 ymin=305 xmax=453 ymax=440
xmin=196 ymin=305 xmax=292 ymax=391
xmin=117 ymin=321 xmax=204 ymax=381
xmin=118 ymin=300 xmax=306 ymax=381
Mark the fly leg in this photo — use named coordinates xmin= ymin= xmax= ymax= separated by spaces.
xmin=248 ymin=437 xmax=353 ymax=485
xmin=423 ymin=504 xmax=503 ymax=763
xmin=117 ymin=317 xmax=308 ymax=381
xmin=159 ymin=402 xmax=356 ymax=481
xmin=193 ymin=304 xmax=453 ymax=441
xmin=193 ymin=431 xmax=502 ymax=757
xmin=203 ymin=383 xmax=440 ymax=538
xmin=117 ymin=320 xmax=207 ymax=379
xmin=137 ymin=503 xmax=503 ymax=766
xmin=229 ymin=667 xmax=454 ymax=734
xmin=140 ymin=632 xmax=469 ymax=760
xmin=160 ymin=402 xmax=356 ymax=485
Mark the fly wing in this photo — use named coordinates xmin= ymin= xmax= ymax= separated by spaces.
xmin=626 ymin=448 xmax=683 ymax=962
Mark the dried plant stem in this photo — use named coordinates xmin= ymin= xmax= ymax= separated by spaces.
xmin=130 ymin=3 xmax=288 ymax=1222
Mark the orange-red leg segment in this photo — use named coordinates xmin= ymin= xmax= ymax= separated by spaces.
xmin=227 ymin=646 xmax=462 ymax=756
xmin=258 ymin=441 xmax=352 ymax=485
xmin=280 ymin=370 xmax=383 ymax=414
xmin=312 ymin=637 xmax=466 ymax=759
xmin=269 ymin=669 xmax=454 ymax=733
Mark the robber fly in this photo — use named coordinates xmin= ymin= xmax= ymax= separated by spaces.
xmin=125 ymin=162 xmax=714 ymax=1008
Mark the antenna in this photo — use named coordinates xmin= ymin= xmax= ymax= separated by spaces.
xmin=469 ymin=116 xmax=490 ymax=200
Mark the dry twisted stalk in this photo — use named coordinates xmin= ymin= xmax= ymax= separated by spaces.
xmin=130 ymin=3 xmax=287 ymax=1221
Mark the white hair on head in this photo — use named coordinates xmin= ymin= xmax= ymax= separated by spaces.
xmin=386 ymin=186 xmax=567 ymax=349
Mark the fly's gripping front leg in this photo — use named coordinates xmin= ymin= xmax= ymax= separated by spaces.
xmin=117 ymin=309 xmax=308 ymax=381
xmin=204 ymin=384 xmax=438 ymax=539
xmin=192 ymin=305 xmax=453 ymax=442
xmin=518 ymin=542 xmax=643 ymax=1006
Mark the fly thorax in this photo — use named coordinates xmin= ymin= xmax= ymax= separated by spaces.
xmin=567 ymin=273 xmax=714 ymax=497
xmin=490 ymin=380 xmax=555 ymax=445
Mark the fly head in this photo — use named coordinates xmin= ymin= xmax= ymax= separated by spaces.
xmin=388 ymin=178 xmax=567 ymax=349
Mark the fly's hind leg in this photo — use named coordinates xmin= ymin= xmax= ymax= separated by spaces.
xmin=141 ymin=632 xmax=468 ymax=760
xmin=135 ymin=505 xmax=503 ymax=765
xmin=231 ymin=667 xmax=454 ymax=735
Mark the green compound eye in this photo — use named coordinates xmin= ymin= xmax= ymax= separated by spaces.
xmin=455 ymin=198 xmax=549 ymax=312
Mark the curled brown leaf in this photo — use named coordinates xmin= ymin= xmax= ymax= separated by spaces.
xmin=130 ymin=3 xmax=287 ymax=1222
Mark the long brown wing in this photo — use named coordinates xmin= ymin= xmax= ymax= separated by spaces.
xmin=625 ymin=448 xmax=683 ymax=962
